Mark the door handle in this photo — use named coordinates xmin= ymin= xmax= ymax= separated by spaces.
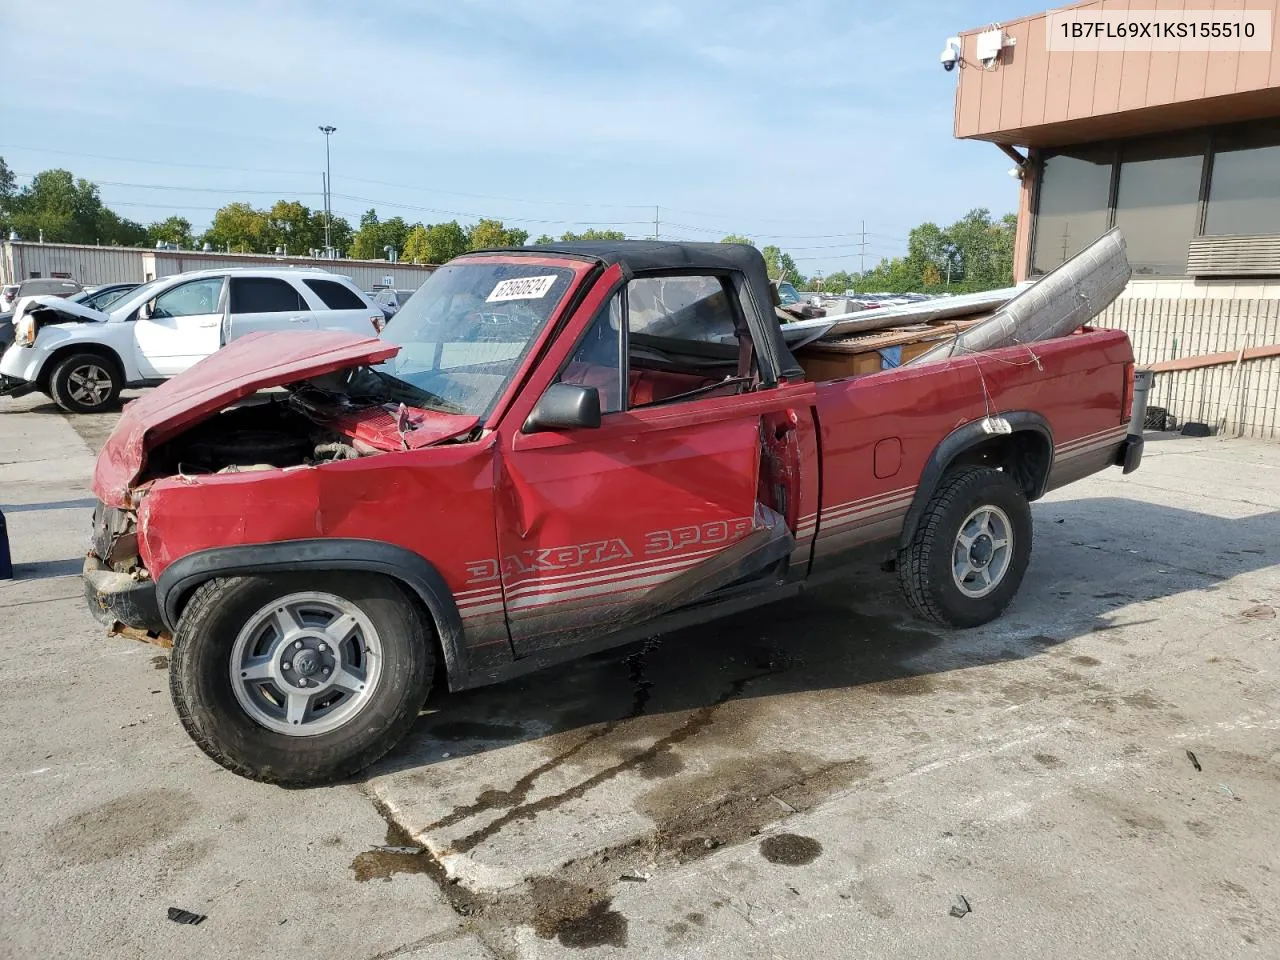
xmin=198 ymin=321 xmax=218 ymax=327
xmin=288 ymin=316 xmax=309 ymax=323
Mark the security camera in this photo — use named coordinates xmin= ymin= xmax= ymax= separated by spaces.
xmin=940 ymin=37 xmax=961 ymax=72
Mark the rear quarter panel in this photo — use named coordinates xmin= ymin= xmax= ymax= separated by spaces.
xmin=810 ymin=328 xmax=1132 ymax=561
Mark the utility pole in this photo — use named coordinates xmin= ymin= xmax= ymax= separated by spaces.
xmin=319 ymin=124 xmax=337 ymax=257
xmin=654 ymin=205 xmax=659 ymax=241
xmin=860 ymin=220 xmax=866 ymax=277
xmin=1060 ymin=223 xmax=1070 ymax=265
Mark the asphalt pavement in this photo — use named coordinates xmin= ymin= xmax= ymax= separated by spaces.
xmin=1 ymin=391 xmax=1276 ymax=959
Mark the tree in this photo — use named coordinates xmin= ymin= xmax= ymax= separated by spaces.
xmin=201 ymin=202 xmax=268 ymax=253
xmin=96 ymin=209 xmax=147 ymax=247
xmin=906 ymin=221 xmax=955 ymax=284
xmin=348 ymin=211 xmax=414 ymax=260
xmin=0 ymin=157 xmax=14 ymax=234
xmin=720 ymin=234 xmax=753 ymax=245
xmin=467 ymin=219 xmax=528 ymax=250
xmin=263 ymin=200 xmax=322 ymax=255
xmin=319 ymin=212 xmax=353 ymax=256
xmin=146 ymin=216 xmax=194 ymax=248
xmin=533 ymin=234 xmax=555 ymax=245
xmin=852 ymin=209 xmax=1017 ymax=294
xmin=817 ymin=270 xmax=855 ymax=293
xmin=5 ymin=168 xmax=145 ymax=245
xmin=403 ymin=220 xmax=469 ymax=264
xmin=559 ymin=228 xmax=626 ymax=241
xmin=760 ymin=244 xmax=803 ymax=285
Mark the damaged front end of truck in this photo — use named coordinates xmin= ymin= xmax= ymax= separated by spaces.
xmin=83 ymin=329 xmax=485 ymax=638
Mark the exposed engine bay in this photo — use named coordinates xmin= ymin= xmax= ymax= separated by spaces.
xmin=140 ymin=366 xmax=480 ymax=482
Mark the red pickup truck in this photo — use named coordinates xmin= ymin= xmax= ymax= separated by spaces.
xmin=83 ymin=241 xmax=1144 ymax=785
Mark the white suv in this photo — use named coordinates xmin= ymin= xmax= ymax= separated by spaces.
xmin=1 ymin=268 xmax=385 ymax=413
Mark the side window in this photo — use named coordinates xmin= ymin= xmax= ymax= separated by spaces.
xmin=558 ymin=294 xmax=624 ymax=412
xmin=627 ymin=276 xmax=738 ymax=343
xmin=555 ymin=274 xmax=751 ymax=414
xmin=151 ymin=278 xmax=224 ymax=319
xmin=230 ymin=277 xmax=304 ymax=313
xmin=303 ymin=278 xmax=367 ymax=310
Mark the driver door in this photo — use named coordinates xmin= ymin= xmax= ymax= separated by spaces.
xmin=133 ymin=275 xmax=227 ymax=378
xmin=496 ymin=269 xmax=816 ymax=657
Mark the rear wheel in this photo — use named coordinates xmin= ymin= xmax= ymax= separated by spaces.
xmin=898 ymin=466 xmax=1032 ymax=627
xmin=169 ymin=572 xmax=434 ymax=785
xmin=48 ymin=352 xmax=122 ymax=413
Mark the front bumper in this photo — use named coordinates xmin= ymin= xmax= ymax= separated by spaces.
xmin=82 ymin=554 xmax=164 ymax=633
xmin=0 ymin=343 xmax=41 ymax=384
xmin=1113 ymin=434 xmax=1145 ymax=474
xmin=0 ymin=373 xmax=35 ymax=398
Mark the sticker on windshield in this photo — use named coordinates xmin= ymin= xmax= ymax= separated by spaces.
xmin=486 ymin=275 xmax=558 ymax=302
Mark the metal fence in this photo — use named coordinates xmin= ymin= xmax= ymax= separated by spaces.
xmin=1095 ymin=297 xmax=1280 ymax=440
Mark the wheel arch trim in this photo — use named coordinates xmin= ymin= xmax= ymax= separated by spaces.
xmin=899 ymin=412 xmax=1053 ymax=549
xmin=155 ymin=538 xmax=470 ymax=686
xmin=44 ymin=342 xmax=128 ymax=392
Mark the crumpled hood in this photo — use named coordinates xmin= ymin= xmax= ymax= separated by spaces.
xmin=15 ymin=295 xmax=110 ymax=326
xmin=93 ymin=330 xmax=401 ymax=506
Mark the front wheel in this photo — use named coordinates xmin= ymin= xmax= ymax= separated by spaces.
xmin=169 ymin=572 xmax=434 ymax=785
xmin=48 ymin=352 xmax=122 ymax=413
xmin=898 ymin=466 xmax=1033 ymax=628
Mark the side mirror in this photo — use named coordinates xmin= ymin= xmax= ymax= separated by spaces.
xmin=523 ymin=382 xmax=602 ymax=433
xmin=136 ymin=301 xmax=152 ymax=321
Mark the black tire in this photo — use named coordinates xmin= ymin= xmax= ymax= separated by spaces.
xmin=169 ymin=572 xmax=435 ymax=786
xmin=898 ymin=466 xmax=1032 ymax=628
xmin=48 ymin=352 xmax=122 ymax=414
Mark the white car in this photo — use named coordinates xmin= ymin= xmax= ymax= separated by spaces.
xmin=0 ymin=268 xmax=385 ymax=413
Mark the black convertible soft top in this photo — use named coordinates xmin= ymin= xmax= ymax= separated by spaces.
xmin=470 ymin=240 xmax=803 ymax=383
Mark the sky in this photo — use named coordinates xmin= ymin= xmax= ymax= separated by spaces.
xmin=0 ymin=0 xmax=1035 ymax=275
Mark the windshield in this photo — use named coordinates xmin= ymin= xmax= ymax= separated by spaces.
xmin=777 ymin=282 xmax=801 ymax=305
xmin=374 ymin=260 xmax=576 ymax=417
xmin=74 ymin=285 xmax=136 ymax=310
xmin=105 ymin=276 xmax=175 ymax=318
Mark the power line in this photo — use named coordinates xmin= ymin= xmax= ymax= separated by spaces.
xmin=13 ymin=173 xmax=323 ymax=198
xmin=3 ymin=143 xmax=908 ymax=241
xmin=10 ymin=171 xmax=654 ymax=228
xmin=330 ymin=192 xmax=654 ymax=228
xmin=1 ymin=144 xmax=656 ymax=209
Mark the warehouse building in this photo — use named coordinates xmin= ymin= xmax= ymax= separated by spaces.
xmin=1 ymin=241 xmax=436 ymax=293
xmin=952 ymin=0 xmax=1280 ymax=438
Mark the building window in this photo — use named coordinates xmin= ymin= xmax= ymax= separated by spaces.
xmin=1031 ymin=147 xmax=1113 ymax=275
xmin=1205 ymin=121 xmax=1280 ymax=237
xmin=1114 ymin=135 xmax=1204 ymax=277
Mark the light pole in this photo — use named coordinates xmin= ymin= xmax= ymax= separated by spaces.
xmin=318 ymin=124 xmax=336 ymax=257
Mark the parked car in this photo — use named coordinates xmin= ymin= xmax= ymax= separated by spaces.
xmin=371 ymin=288 xmax=416 ymax=321
xmin=774 ymin=280 xmax=824 ymax=319
xmin=82 ymin=240 xmax=1145 ymax=786
xmin=0 ymin=277 xmax=83 ymax=313
xmin=0 ymin=282 xmax=140 ymax=354
xmin=76 ymin=282 xmax=141 ymax=312
xmin=0 ymin=268 xmax=383 ymax=413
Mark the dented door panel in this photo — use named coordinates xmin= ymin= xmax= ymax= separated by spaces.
xmin=495 ymin=383 xmax=814 ymax=655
